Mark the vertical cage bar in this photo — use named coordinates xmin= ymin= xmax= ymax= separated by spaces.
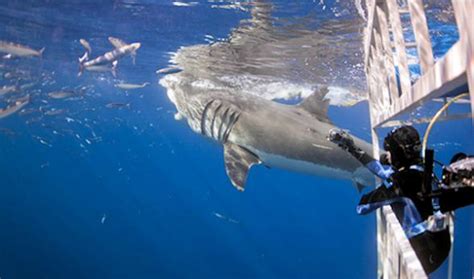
xmin=376 ymin=4 xmax=399 ymax=105
xmin=407 ymin=0 xmax=434 ymax=74
xmin=386 ymin=0 xmax=411 ymax=97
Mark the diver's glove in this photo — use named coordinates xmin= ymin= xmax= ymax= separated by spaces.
xmin=328 ymin=128 xmax=355 ymax=151
xmin=406 ymin=211 xmax=449 ymax=238
xmin=329 ymin=128 xmax=393 ymax=179
xmin=328 ymin=128 xmax=374 ymax=166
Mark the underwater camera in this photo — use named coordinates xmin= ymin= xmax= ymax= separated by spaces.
xmin=442 ymin=154 xmax=474 ymax=188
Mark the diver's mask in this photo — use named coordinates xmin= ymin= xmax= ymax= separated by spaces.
xmin=383 ymin=126 xmax=422 ymax=169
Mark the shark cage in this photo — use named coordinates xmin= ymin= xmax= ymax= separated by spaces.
xmin=363 ymin=0 xmax=473 ymax=278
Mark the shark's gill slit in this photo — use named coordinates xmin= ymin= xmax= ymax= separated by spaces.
xmin=217 ymin=107 xmax=231 ymax=141
xmin=200 ymin=99 xmax=241 ymax=143
xmin=223 ymin=112 xmax=240 ymax=142
xmin=210 ymin=103 xmax=223 ymax=139
xmin=200 ymin=100 xmax=215 ymax=136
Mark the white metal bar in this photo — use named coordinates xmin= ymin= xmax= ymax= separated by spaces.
xmin=408 ymin=0 xmax=434 ymax=74
xmin=386 ymin=0 xmax=411 ymax=97
xmin=373 ymin=41 xmax=468 ymax=127
xmin=376 ymin=4 xmax=399 ymax=104
xmin=382 ymin=207 xmax=427 ymax=278
xmin=374 ymin=29 xmax=391 ymax=109
xmin=364 ymin=0 xmax=378 ymax=69
xmin=370 ymin=44 xmax=384 ymax=114
xmin=452 ymin=0 xmax=474 ymax=120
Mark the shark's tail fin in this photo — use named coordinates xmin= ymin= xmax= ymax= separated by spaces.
xmin=79 ymin=39 xmax=92 ymax=56
xmin=352 ymin=167 xmax=377 ymax=193
xmin=111 ymin=60 xmax=118 ymax=77
xmin=131 ymin=51 xmax=137 ymax=65
xmin=38 ymin=47 xmax=45 ymax=57
xmin=78 ymin=51 xmax=88 ymax=64
xmin=77 ymin=47 xmax=89 ymax=77
xmin=353 ymin=181 xmax=367 ymax=193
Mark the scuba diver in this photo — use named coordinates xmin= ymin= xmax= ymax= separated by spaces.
xmin=328 ymin=125 xmax=474 ymax=274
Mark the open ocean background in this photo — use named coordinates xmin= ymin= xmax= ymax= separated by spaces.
xmin=0 ymin=1 xmax=472 ymax=278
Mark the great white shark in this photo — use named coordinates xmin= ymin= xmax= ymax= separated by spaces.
xmin=159 ymin=0 xmax=372 ymax=191
xmin=162 ymin=77 xmax=374 ymax=191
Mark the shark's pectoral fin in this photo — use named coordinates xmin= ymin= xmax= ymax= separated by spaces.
xmin=223 ymin=143 xmax=261 ymax=191
xmin=298 ymin=87 xmax=331 ymax=123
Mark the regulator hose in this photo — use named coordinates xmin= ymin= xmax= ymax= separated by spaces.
xmin=422 ymin=93 xmax=470 ymax=159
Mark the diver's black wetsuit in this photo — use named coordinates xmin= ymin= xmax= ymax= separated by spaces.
xmin=357 ymin=165 xmax=451 ymax=273
xmin=328 ymin=128 xmax=474 ymax=274
xmin=364 ymin=167 xmax=451 ymax=273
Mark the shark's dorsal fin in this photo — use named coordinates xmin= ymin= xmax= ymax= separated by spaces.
xmin=298 ymin=87 xmax=330 ymax=123
xmin=223 ymin=143 xmax=261 ymax=191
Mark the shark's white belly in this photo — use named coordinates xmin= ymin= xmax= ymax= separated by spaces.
xmin=245 ymin=146 xmax=375 ymax=187
xmin=251 ymin=148 xmax=353 ymax=180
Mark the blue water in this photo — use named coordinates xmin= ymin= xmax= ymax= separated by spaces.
xmin=0 ymin=1 xmax=472 ymax=278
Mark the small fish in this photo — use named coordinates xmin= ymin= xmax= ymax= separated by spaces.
xmin=100 ymin=214 xmax=107 ymax=224
xmin=214 ymin=212 xmax=225 ymax=219
xmin=156 ymin=67 xmax=183 ymax=75
xmin=0 ymin=127 xmax=16 ymax=137
xmin=212 ymin=212 xmax=240 ymax=224
xmin=0 ymin=85 xmax=18 ymax=96
xmin=18 ymin=107 xmax=37 ymax=116
xmin=173 ymin=1 xmax=198 ymax=7
xmin=25 ymin=116 xmax=43 ymax=125
xmin=88 ymin=136 xmax=103 ymax=143
xmin=39 ymin=139 xmax=50 ymax=146
xmin=0 ymin=41 xmax=44 ymax=57
xmin=44 ymin=108 xmax=66 ymax=116
xmin=108 ymin=37 xmax=137 ymax=64
xmin=114 ymin=82 xmax=150 ymax=90
xmin=0 ymin=95 xmax=30 ymax=119
xmin=83 ymin=65 xmax=117 ymax=76
xmin=48 ymin=90 xmax=74 ymax=99
xmin=3 ymin=69 xmax=32 ymax=80
xmin=33 ymin=135 xmax=52 ymax=147
xmin=106 ymin=102 xmax=130 ymax=109
xmin=20 ymin=82 xmax=36 ymax=90
xmin=79 ymin=39 xmax=141 ymax=76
